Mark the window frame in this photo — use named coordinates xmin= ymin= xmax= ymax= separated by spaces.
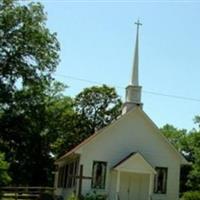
xmin=91 ymin=161 xmax=107 ymax=189
xmin=57 ymin=159 xmax=79 ymax=189
xmin=67 ymin=162 xmax=74 ymax=188
xmin=57 ymin=166 xmax=65 ymax=188
xmin=154 ymin=167 xmax=168 ymax=194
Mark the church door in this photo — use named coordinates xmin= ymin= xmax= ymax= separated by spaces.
xmin=119 ymin=172 xmax=149 ymax=200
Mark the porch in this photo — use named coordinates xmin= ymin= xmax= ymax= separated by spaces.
xmin=112 ymin=152 xmax=156 ymax=200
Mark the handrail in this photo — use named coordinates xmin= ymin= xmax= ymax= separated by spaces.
xmin=1 ymin=186 xmax=54 ymax=189
xmin=0 ymin=186 xmax=55 ymax=199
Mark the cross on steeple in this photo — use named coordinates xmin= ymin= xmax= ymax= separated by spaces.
xmin=135 ymin=20 xmax=142 ymax=38
xmin=135 ymin=19 xmax=142 ymax=28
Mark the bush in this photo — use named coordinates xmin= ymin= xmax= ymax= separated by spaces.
xmin=182 ymin=191 xmax=200 ymax=200
xmin=83 ymin=191 xmax=106 ymax=200
xmin=0 ymin=152 xmax=11 ymax=199
xmin=67 ymin=191 xmax=107 ymax=200
xmin=67 ymin=193 xmax=79 ymax=200
xmin=0 ymin=152 xmax=11 ymax=186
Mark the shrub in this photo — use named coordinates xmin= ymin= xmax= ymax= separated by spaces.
xmin=67 ymin=191 xmax=107 ymax=200
xmin=67 ymin=193 xmax=79 ymax=200
xmin=83 ymin=191 xmax=106 ymax=200
xmin=0 ymin=152 xmax=11 ymax=199
xmin=0 ymin=152 xmax=11 ymax=186
xmin=182 ymin=191 xmax=200 ymax=200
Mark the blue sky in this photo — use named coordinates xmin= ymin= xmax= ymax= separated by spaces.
xmin=39 ymin=0 xmax=200 ymax=130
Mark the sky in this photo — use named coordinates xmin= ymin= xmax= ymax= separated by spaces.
xmin=38 ymin=0 xmax=200 ymax=130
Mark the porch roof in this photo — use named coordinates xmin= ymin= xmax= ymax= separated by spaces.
xmin=113 ymin=152 xmax=156 ymax=174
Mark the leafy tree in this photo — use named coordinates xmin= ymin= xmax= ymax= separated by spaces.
xmin=47 ymin=95 xmax=78 ymax=157
xmin=75 ymin=84 xmax=122 ymax=135
xmin=0 ymin=0 xmax=59 ymax=107
xmin=160 ymin=121 xmax=200 ymax=192
xmin=194 ymin=116 xmax=200 ymax=128
xmin=186 ymin=117 xmax=200 ymax=191
xmin=0 ymin=0 xmax=60 ymax=186
xmin=160 ymin=124 xmax=187 ymax=151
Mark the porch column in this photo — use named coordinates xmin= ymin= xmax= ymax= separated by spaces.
xmin=116 ymin=170 xmax=121 ymax=200
xmin=148 ymin=173 xmax=154 ymax=200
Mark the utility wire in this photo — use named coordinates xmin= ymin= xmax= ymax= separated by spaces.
xmin=55 ymin=74 xmax=124 ymax=89
xmin=54 ymin=73 xmax=200 ymax=103
xmin=21 ymin=0 xmax=199 ymax=3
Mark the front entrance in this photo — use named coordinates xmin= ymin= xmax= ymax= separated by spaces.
xmin=119 ymin=172 xmax=150 ymax=200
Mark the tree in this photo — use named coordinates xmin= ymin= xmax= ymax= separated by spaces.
xmin=75 ymin=84 xmax=122 ymax=137
xmin=47 ymin=95 xmax=78 ymax=157
xmin=187 ymin=133 xmax=200 ymax=190
xmin=186 ymin=117 xmax=200 ymax=190
xmin=160 ymin=124 xmax=187 ymax=151
xmin=160 ymin=122 xmax=200 ymax=193
xmin=0 ymin=0 xmax=60 ymax=186
xmin=0 ymin=0 xmax=59 ymax=107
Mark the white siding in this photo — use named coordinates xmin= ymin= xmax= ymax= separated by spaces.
xmin=79 ymin=109 xmax=181 ymax=200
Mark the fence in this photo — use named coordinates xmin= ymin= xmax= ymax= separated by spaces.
xmin=0 ymin=186 xmax=54 ymax=199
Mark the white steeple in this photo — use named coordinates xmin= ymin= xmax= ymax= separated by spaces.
xmin=122 ymin=20 xmax=143 ymax=115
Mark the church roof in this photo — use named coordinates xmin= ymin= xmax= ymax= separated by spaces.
xmin=113 ymin=152 xmax=156 ymax=174
xmin=55 ymin=116 xmax=115 ymax=163
xmin=112 ymin=152 xmax=137 ymax=168
xmin=55 ymin=107 xmax=188 ymax=165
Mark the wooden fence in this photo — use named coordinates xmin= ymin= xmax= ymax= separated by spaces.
xmin=0 ymin=186 xmax=55 ymax=200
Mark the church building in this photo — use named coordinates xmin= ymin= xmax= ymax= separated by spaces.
xmin=54 ymin=21 xmax=188 ymax=200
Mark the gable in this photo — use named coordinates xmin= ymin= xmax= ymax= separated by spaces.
xmin=56 ymin=107 xmax=187 ymax=165
xmin=113 ymin=152 xmax=156 ymax=174
xmin=136 ymin=108 xmax=188 ymax=165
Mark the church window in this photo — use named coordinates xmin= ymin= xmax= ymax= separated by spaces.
xmin=57 ymin=159 xmax=79 ymax=188
xmin=72 ymin=159 xmax=78 ymax=186
xmin=67 ymin=162 xmax=74 ymax=187
xmin=64 ymin=165 xmax=68 ymax=188
xmin=91 ymin=161 xmax=107 ymax=189
xmin=57 ymin=166 xmax=65 ymax=188
xmin=154 ymin=167 xmax=168 ymax=194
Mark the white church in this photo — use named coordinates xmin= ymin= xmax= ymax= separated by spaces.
xmin=54 ymin=21 xmax=188 ymax=200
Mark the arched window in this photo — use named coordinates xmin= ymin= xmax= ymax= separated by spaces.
xmin=92 ymin=161 xmax=107 ymax=189
xmin=154 ymin=167 xmax=168 ymax=194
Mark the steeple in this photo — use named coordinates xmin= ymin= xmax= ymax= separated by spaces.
xmin=122 ymin=20 xmax=143 ymax=115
